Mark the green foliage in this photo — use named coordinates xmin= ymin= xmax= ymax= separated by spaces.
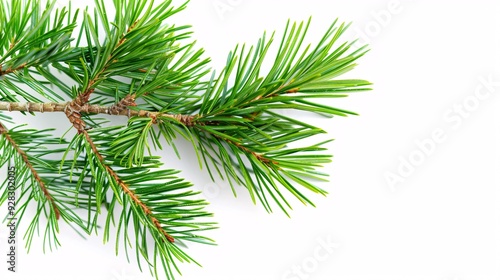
xmin=0 ymin=0 xmax=370 ymax=279
xmin=190 ymin=18 xmax=370 ymax=214
xmin=0 ymin=0 xmax=77 ymax=102
xmin=66 ymin=126 xmax=216 ymax=277
xmin=0 ymin=125 xmax=90 ymax=252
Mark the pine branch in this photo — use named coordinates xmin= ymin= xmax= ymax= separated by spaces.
xmin=82 ymin=129 xmax=175 ymax=243
xmin=0 ymin=122 xmax=92 ymax=252
xmin=0 ymin=0 xmax=78 ymax=102
xmin=62 ymin=125 xmax=215 ymax=279
xmin=0 ymin=0 xmax=370 ymax=278
xmin=11 ymin=16 xmax=372 ymax=214
xmin=0 ymin=122 xmax=60 ymax=219
xmin=164 ymin=18 xmax=370 ymax=213
xmin=68 ymin=0 xmax=191 ymax=106
xmin=59 ymin=55 xmax=215 ymax=277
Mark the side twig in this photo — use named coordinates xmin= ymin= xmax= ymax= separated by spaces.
xmin=0 ymin=121 xmax=61 ymax=219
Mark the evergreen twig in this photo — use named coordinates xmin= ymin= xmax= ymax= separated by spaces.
xmin=0 ymin=0 xmax=370 ymax=279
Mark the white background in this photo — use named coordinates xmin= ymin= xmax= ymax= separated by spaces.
xmin=1 ymin=0 xmax=499 ymax=280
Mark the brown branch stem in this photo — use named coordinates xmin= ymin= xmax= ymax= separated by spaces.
xmin=0 ymin=63 xmax=27 ymax=76
xmin=1 ymin=100 xmax=274 ymax=167
xmin=0 ymin=101 xmax=196 ymax=127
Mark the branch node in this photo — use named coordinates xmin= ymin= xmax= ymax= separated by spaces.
xmin=109 ymin=94 xmax=137 ymax=115
xmin=64 ymin=101 xmax=86 ymax=133
xmin=150 ymin=114 xmax=157 ymax=124
xmin=175 ymin=114 xmax=195 ymax=126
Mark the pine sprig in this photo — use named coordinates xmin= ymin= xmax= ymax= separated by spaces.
xmin=64 ymin=125 xmax=215 ymax=279
xmin=197 ymin=18 xmax=370 ymax=117
xmin=0 ymin=0 xmax=78 ymax=103
xmin=0 ymin=0 xmax=370 ymax=279
xmin=191 ymin=114 xmax=334 ymax=214
xmin=0 ymin=122 xmax=91 ymax=252
xmin=167 ymin=18 xmax=370 ymax=214
xmin=52 ymin=0 xmax=197 ymax=107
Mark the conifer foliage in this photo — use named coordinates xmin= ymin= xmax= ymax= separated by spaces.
xmin=0 ymin=0 xmax=370 ymax=278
